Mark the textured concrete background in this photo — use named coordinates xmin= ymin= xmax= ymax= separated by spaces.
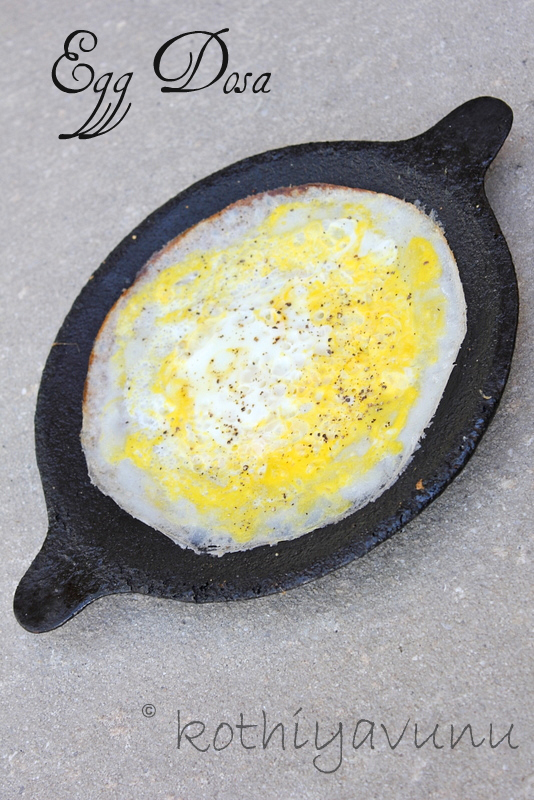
xmin=1 ymin=1 xmax=533 ymax=798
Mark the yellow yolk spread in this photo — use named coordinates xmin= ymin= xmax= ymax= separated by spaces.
xmin=97 ymin=195 xmax=451 ymax=545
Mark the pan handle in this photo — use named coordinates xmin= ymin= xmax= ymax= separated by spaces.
xmin=406 ymin=96 xmax=513 ymax=183
xmin=13 ymin=520 xmax=113 ymax=632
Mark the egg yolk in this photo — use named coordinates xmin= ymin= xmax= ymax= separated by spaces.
xmin=106 ymin=198 xmax=446 ymax=543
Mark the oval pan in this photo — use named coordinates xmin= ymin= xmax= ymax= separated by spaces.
xmin=14 ymin=97 xmax=518 ymax=632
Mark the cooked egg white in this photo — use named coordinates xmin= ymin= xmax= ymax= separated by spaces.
xmin=82 ymin=185 xmax=466 ymax=554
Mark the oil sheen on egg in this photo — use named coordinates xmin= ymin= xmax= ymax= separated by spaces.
xmin=82 ymin=185 xmax=467 ymax=554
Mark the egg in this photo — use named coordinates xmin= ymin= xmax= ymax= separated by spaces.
xmin=81 ymin=185 xmax=466 ymax=554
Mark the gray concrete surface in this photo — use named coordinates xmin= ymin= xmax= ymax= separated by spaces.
xmin=1 ymin=1 xmax=533 ymax=797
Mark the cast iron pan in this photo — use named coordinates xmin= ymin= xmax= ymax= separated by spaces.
xmin=14 ymin=96 xmax=518 ymax=632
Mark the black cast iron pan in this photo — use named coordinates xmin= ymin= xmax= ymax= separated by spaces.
xmin=14 ymin=96 xmax=518 ymax=632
